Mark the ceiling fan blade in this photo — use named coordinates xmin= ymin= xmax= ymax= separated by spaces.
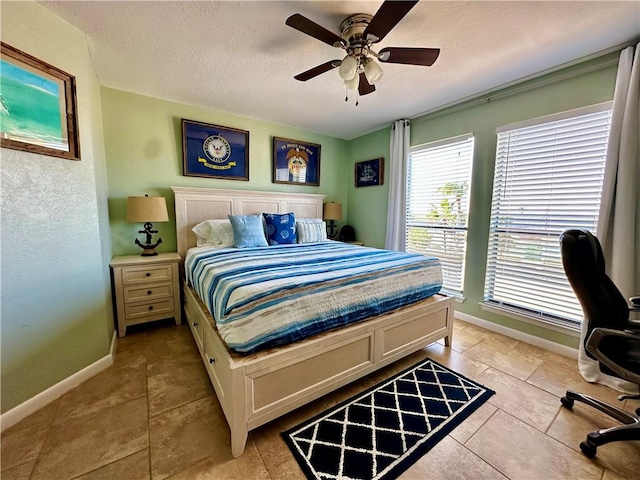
xmin=358 ymin=73 xmax=376 ymax=96
xmin=363 ymin=1 xmax=419 ymax=43
xmin=378 ymin=47 xmax=440 ymax=66
xmin=294 ymin=60 xmax=340 ymax=81
xmin=286 ymin=14 xmax=344 ymax=48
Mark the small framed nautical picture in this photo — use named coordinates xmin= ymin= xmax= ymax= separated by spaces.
xmin=355 ymin=157 xmax=384 ymax=187
xmin=0 ymin=42 xmax=81 ymax=160
xmin=182 ymin=119 xmax=249 ymax=181
xmin=272 ymin=137 xmax=321 ymax=186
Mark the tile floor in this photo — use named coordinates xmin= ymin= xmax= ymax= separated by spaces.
xmin=2 ymin=318 xmax=639 ymax=479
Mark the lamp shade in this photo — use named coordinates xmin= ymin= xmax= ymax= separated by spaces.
xmin=344 ymin=74 xmax=359 ymax=91
xmin=338 ymin=55 xmax=358 ymax=81
xmin=323 ymin=202 xmax=342 ymax=221
xmin=127 ymin=195 xmax=169 ymax=223
xmin=364 ymin=59 xmax=384 ymax=84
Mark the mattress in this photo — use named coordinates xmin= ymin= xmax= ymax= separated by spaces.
xmin=185 ymin=242 xmax=442 ymax=353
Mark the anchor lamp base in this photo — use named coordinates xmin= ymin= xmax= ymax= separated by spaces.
xmin=135 ymin=222 xmax=163 ymax=256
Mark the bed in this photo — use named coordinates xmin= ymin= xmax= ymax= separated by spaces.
xmin=172 ymin=186 xmax=454 ymax=457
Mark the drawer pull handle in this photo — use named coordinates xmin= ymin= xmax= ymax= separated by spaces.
xmin=209 ymin=357 xmax=215 ymax=364
xmin=148 ymin=306 xmax=153 ymax=311
xmin=147 ymin=290 xmax=152 ymax=295
xmin=192 ymin=322 xmax=198 ymax=327
xmin=146 ymin=272 xmax=151 ymax=277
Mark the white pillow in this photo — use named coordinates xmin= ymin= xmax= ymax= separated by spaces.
xmin=192 ymin=219 xmax=235 ymax=247
xmin=296 ymin=218 xmax=328 ymax=243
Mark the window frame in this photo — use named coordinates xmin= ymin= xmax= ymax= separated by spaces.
xmin=483 ymin=102 xmax=613 ymax=329
xmin=406 ymin=133 xmax=475 ymax=296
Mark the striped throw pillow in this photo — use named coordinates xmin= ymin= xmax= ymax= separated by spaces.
xmin=296 ymin=219 xmax=328 ymax=243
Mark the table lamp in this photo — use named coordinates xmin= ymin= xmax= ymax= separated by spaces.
xmin=323 ymin=202 xmax=342 ymax=239
xmin=127 ymin=195 xmax=169 ymax=256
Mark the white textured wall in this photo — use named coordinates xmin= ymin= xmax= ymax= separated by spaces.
xmin=1 ymin=1 xmax=113 ymax=412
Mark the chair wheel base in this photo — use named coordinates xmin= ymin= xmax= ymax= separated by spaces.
xmin=580 ymin=440 xmax=597 ymax=458
xmin=560 ymin=396 xmax=574 ymax=410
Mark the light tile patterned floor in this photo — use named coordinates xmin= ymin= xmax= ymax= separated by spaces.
xmin=2 ymin=319 xmax=639 ymax=479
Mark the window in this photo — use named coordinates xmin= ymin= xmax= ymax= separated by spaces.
xmin=484 ymin=103 xmax=612 ymax=326
xmin=406 ymin=134 xmax=474 ymax=295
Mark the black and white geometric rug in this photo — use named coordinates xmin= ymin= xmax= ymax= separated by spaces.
xmin=282 ymin=358 xmax=495 ymax=480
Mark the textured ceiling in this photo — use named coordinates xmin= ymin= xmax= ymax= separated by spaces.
xmin=40 ymin=1 xmax=640 ymax=140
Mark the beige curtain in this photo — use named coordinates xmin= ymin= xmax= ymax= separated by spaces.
xmin=579 ymin=43 xmax=640 ymax=392
xmin=385 ymin=119 xmax=410 ymax=251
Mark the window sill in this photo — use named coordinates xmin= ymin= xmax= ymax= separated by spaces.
xmin=480 ymin=302 xmax=581 ymax=338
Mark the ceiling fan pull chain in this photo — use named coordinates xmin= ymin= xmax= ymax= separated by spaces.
xmin=356 ymin=90 xmax=359 ymax=107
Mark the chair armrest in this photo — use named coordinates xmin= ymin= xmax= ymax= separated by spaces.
xmin=586 ymin=328 xmax=640 ymax=385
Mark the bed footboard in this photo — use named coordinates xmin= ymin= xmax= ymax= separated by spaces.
xmin=183 ymin=285 xmax=454 ymax=457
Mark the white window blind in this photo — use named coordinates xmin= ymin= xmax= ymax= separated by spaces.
xmin=484 ymin=103 xmax=612 ymax=325
xmin=406 ymin=134 xmax=474 ymax=294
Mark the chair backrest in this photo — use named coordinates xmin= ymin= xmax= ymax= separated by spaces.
xmin=560 ymin=229 xmax=630 ymax=349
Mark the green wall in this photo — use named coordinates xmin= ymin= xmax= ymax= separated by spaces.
xmin=347 ymin=56 xmax=619 ymax=349
xmin=102 ymin=89 xmax=350 ymax=256
xmin=345 ymin=128 xmax=391 ymax=248
xmin=1 ymin=2 xmax=113 ymax=413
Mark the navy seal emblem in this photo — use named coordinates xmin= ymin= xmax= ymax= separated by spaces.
xmin=203 ymin=135 xmax=231 ymax=163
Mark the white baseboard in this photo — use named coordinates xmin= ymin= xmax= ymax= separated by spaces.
xmin=1 ymin=331 xmax=117 ymax=432
xmin=454 ymin=311 xmax=578 ymax=360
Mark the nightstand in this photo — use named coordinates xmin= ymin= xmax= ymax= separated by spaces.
xmin=110 ymin=252 xmax=182 ymax=337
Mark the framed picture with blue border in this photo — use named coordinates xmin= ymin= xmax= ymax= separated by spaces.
xmin=355 ymin=157 xmax=384 ymax=187
xmin=0 ymin=42 xmax=80 ymax=161
xmin=272 ymin=137 xmax=321 ymax=186
xmin=182 ymin=119 xmax=249 ymax=181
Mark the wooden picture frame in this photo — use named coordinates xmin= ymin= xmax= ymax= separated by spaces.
xmin=355 ymin=157 xmax=384 ymax=187
xmin=272 ymin=137 xmax=321 ymax=186
xmin=182 ymin=119 xmax=249 ymax=181
xmin=0 ymin=42 xmax=80 ymax=161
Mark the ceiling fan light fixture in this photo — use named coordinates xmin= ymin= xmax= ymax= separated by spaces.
xmin=286 ymin=3 xmax=440 ymax=99
xmin=338 ymin=55 xmax=358 ymax=80
xmin=364 ymin=58 xmax=384 ymax=84
xmin=344 ymin=75 xmax=359 ymax=90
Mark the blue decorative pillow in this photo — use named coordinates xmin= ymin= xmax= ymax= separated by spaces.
xmin=228 ymin=214 xmax=268 ymax=248
xmin=263 ymin=212 xmax=297 ymax=245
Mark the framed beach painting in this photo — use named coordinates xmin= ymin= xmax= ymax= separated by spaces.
xmin=355 ymin=157 xmax=384 ymax=187
xmin=0 ymin=42 xmax=80 ymax=160
xmin=182 ymin=119 xmax=249 ymax=181
xmin=272 ymin=137 xmax=321 ymax=186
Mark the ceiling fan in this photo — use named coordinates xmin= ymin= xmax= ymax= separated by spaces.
xmin=285 ymin=0 xmax=440 ymax=102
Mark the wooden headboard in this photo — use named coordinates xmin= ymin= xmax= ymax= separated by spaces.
xmin=171 ymin=186 xmax=326 ymax=259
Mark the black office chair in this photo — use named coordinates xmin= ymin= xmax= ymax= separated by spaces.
xmin=559 ymin=229 xmax=640 ymax=457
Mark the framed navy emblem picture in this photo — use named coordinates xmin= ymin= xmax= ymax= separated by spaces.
xmin=182 ymin=119 xmax=249 ymax=180
xmin=355 ymin=157 xmax=384 ymax=187
xmin=272 ymin=137 xmax=321 ymax=186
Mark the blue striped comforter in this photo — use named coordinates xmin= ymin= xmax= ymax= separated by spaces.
xmin=185 ymin=242 xmax=442 ymax=353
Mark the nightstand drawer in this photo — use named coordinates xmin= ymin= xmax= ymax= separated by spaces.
xmin=125 ymin=298 xmax=175 ymax=320
xmin=124 ymin=282 xmax=173 ymax=303
xmin=122 ymin=264 xmax=173 ymax=285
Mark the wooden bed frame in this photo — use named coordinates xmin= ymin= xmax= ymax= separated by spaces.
xmin=172 ymin=186 xmax=454 ymax=457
